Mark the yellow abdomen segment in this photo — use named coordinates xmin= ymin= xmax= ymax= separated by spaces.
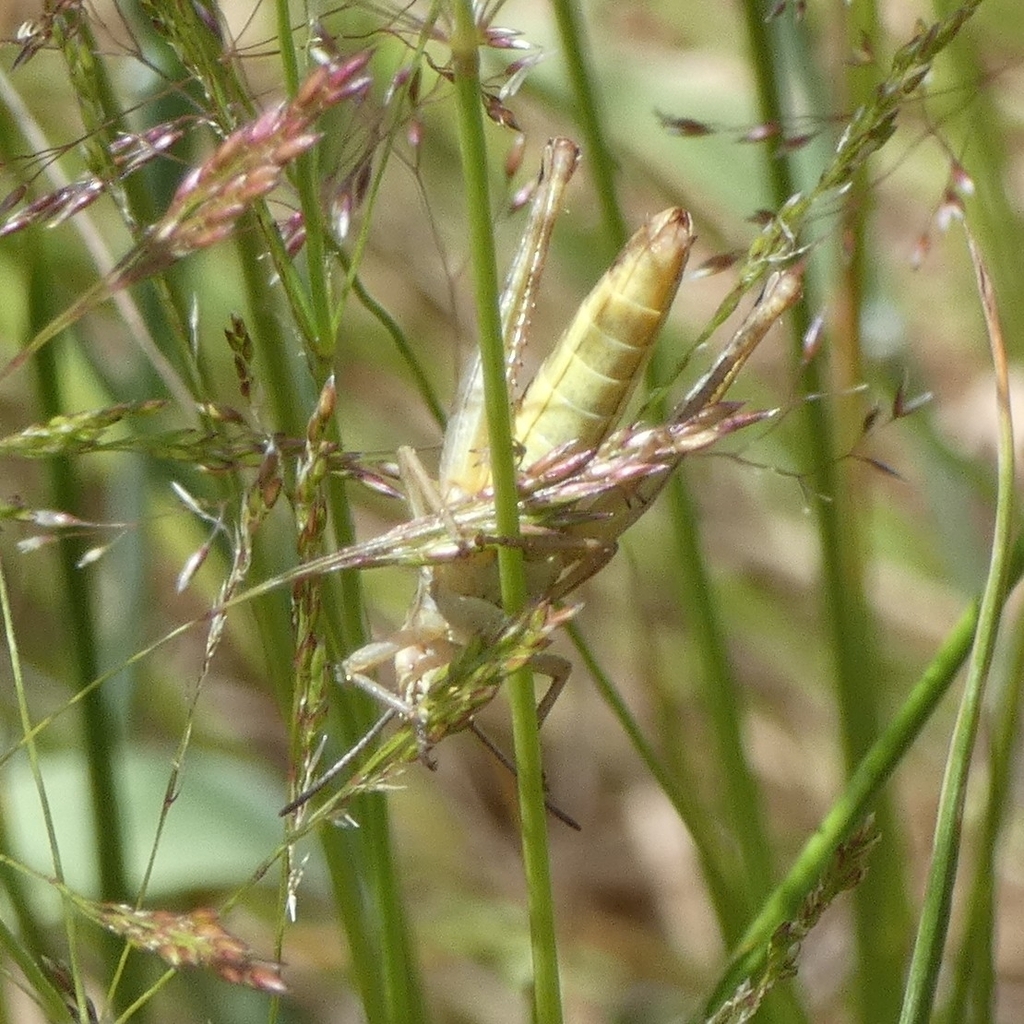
xmin=514 ymin=207 xmax=692 ymax=468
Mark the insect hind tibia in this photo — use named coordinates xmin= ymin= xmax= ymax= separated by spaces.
xmin=440 ymin=137 xmax=582 ymax=501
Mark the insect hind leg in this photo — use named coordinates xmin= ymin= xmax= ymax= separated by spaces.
xmin=532 ymin=652 xmax=572 ymax=726
xmin=468 ymin=720 xmax=581 ymax=831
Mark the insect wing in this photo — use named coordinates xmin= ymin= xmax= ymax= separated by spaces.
xmin=434 ymin=206 xmax=694 ymax=612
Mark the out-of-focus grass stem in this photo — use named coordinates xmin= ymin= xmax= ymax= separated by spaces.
xmin=741 ymin=4 xmax=911 ymax=1018
xmin=552 ymin=0 xmax=779 ymax=969
xmin=898 ymin=226 xmax=1016 ymax=1024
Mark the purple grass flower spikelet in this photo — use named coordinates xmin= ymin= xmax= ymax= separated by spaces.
xmin=153 ymin=54 xmax=372 ymax=260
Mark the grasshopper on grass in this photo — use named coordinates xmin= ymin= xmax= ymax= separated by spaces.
xmin=283 ymin=138 xmax=802 ymax=813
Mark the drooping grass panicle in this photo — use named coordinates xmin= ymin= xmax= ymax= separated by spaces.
xmin=88 ymin=903 xmax=287 ymax=995
xmin=653 ymin=0 xmax=984 ymax=398
xmin=0 ymin=51 xmax=375 ymax=384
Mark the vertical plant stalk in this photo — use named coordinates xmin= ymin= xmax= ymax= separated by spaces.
xmin=569 ymin=622 xmax=746 ymax=929
xmin=838 ymin=3 xmax=920 ymax=1012
xmin=13 ymin=134 xmax=128 ymax=897
xmin=450 ymin=4 xmax=563 ymax=1021
xmin=33 ymin=305 xmax=138 ymax=990
xmin=944 ymin=591 xmax=1024 ymax=1023
xmin=549 ymin=0 xmax=626 ymax=250
xmin=659 ymin=466 xmax=775 ymax=927
xmin=0 ymin=64 xmax=146 ymax=1003
xmin=898 ymin=226 xmax=1016 ymax=1024
xmin=0 ymin=556 xmax=91 ymax=1022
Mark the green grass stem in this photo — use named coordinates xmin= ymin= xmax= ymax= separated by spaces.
xmin=898 ymin=227 xmax=1016 ymax=1024
xmin=451 ymin=4 xmax=563 ymax=1019
xmin=701 ymin=536 xmax=1024 ymax=1020
xmin=741 ymin=4 xmax=914 ymax=1017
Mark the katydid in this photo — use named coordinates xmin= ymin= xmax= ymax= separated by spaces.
xmin=381 ymin=143 xmax=693 ymax=724
xmin=281 ymin=138 xmax=802 ymax=812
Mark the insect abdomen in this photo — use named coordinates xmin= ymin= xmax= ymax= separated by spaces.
xmin=514 ymin=207 xmax=692 ymax=468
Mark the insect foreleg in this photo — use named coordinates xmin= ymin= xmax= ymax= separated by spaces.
xmin=340 ymin=608 xmax=455 ymax=763
xmin=397 ymin=445 xmax=492 ymax=553
xmin=344 ymin=666 xmax=419 ymax=720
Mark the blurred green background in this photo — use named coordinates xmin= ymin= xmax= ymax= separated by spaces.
xmin=0 ymin=1 xmax=1021 ymax=1022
